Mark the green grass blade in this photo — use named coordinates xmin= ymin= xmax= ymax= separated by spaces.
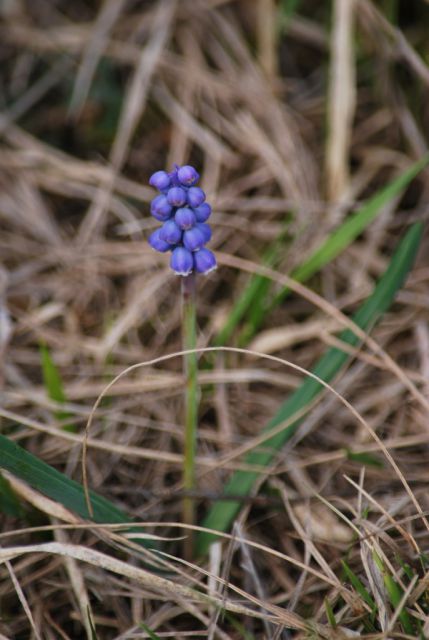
xmin=344 ymin=449 xmax=384 ymax=468
xmin=0 ymin=472 xmax=25 ymax=517
xmin=40 ymin=343 xmax=67 ymax=405
xmin=383 ymin=0 xmax=399 ymax=23
xmin=395 ymin=554 xmax=415 ymax=581
xmin=0 ymin=434 xmax=154 ymax=547
xmin=214 ymin=158 xmax=427 ymax=348
xmin=40 ymin=343 xmax=76 ymax=432
xmin=139 ymin=623 xmax=162 ymax=640
xmin=341 ymin=560 xmax=377 ymax=631
xmin=341 ymin=560 xmax=376 ymax=610
xmin=196 ymin=223 xmax=423 ymax=556
xmin=279 ymin=0 xmax=302 ymax=29
xmin=324 ymin=597 xmax=337 ymax=628
xmin=373 ymin=551 xmax=416 ymax=634
xmin=224 ymin=612 xmax=258 ymax=639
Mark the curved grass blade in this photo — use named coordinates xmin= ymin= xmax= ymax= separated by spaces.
xmin=214 ymin=157 xmax=428 ymax=347
xmin=0 ymin=434 xmax=154 ymax=548
xmin=196 ymin=223 xmax=423 ymax=556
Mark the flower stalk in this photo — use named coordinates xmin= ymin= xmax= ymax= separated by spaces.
xmin=181 ymin=273 xmax=198 ymax=557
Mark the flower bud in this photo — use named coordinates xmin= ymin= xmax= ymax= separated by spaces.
xmin=159 ymin=220 xmax=182 ymax=245
xmin=148 ymin=228 xmax=171 ymax=253
xmin=183 ymin=226 xmax=206 ymax=252
xmin=193 ymin=248 xmax=217 ymax=274
xmin=177 ymin=165 xmax=199 ymax=186
xmin=150 ymin=194 xmax=173 ymax=221
xmin=170 ymin=247 xmax=194 ymax=276
xmin=175 ymin=207 xmax=196 ymax=230
xmin=196 ymin=222 xmax=212 ymax=243
xmin=187 ymin=187 xmax=205 ymax=207
xmin=193 ymin=203 xmax=211 ymax=222
xmin=149 ymin=170 xmax=171 ymax=191
xmin=167 ymin=186 xmax=187 ymax=207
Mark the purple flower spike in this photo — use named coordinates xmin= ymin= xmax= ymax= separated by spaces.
xmin=149 ymin=170 xmax=171 ymax=191
xmin=177 ymin=165 xmax=199 ymax=186
xmin=148 ymin=228 xmax=171 ymax=253
xmin=183 ymin=226 xmax=206 ymax=252
xmin=175 ymin=207 xmax=196 ymax=230
xmin=193 ymin=203 xmax=211 ymax=222
xmin=159 ymin=219 xmax=182 ymax=245
xmin=193 ymin=248 xmax=217 ymax=274
xmin=187 ymin=187 xmax=205 ymax=207
xmin=151 ymin=194 xmax=173 ymax=221
xmin=170 ymin=246 xmax=194 ymax=276
xmin=167 ymin=186 xmax=187 ymax=207
xmin=148 ymin=164 xmax=215 ymax=275
xmin=197 ymin=222 xmax=212 ymax=243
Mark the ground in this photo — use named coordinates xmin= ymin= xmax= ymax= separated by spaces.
xmin=0 ymin=1 xmax=429 ymax=638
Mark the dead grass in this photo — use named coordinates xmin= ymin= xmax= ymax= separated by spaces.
xmin=0 ymin=0 xmax=429 ymax=638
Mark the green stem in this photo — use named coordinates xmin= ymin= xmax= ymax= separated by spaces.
xmin=181 ymin=273 xmax=198 ymax=557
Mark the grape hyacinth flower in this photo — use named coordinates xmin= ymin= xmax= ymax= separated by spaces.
xmin=148 ymin=164 xmax=216 ymax=276
xmin=148 ymin=163 xmax=217 ymax=557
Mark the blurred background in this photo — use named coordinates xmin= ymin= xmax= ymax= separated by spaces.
xmin=1 ymin=0 xmax=429 ymax=638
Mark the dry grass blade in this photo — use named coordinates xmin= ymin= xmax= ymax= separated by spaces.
xmin=343 ymin=475 xmax=419 ymax=552
xmin=249 ymin=317 xmax=342 ymax=354
xmin=0 ymin=58 xmax=73 ymax=135
xmin=154 ymin=548 xmax=318 ymax=632
xmin=326 ymin=0 xmax=356 ymax=202
xmin=110 ymin=1 xmax=177 ymax=171
xmin=233 ymin=521 xmax=274 ymax=638
xmin=153 ymin=82 xmax=237 ymax=166
xmin=257 ymin=0 xmax=277 ymax=79
xmin=77 ymin=0 xmax=177 ymax=244
xmin=0 ymin=542 xmax=304 ymax=629
xmin=5 ymin=560 xmax=42 ymax=640
xmin=358 ymin=0 xmax=429 ymax=86
xmin=53 ymin=525 xmax=94 ymax=640
xmin=69 ymin=0 xmax=128 ymax=119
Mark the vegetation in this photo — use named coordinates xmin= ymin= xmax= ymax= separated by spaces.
xmin=0 ymin=1 xmax=428 ymax=637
